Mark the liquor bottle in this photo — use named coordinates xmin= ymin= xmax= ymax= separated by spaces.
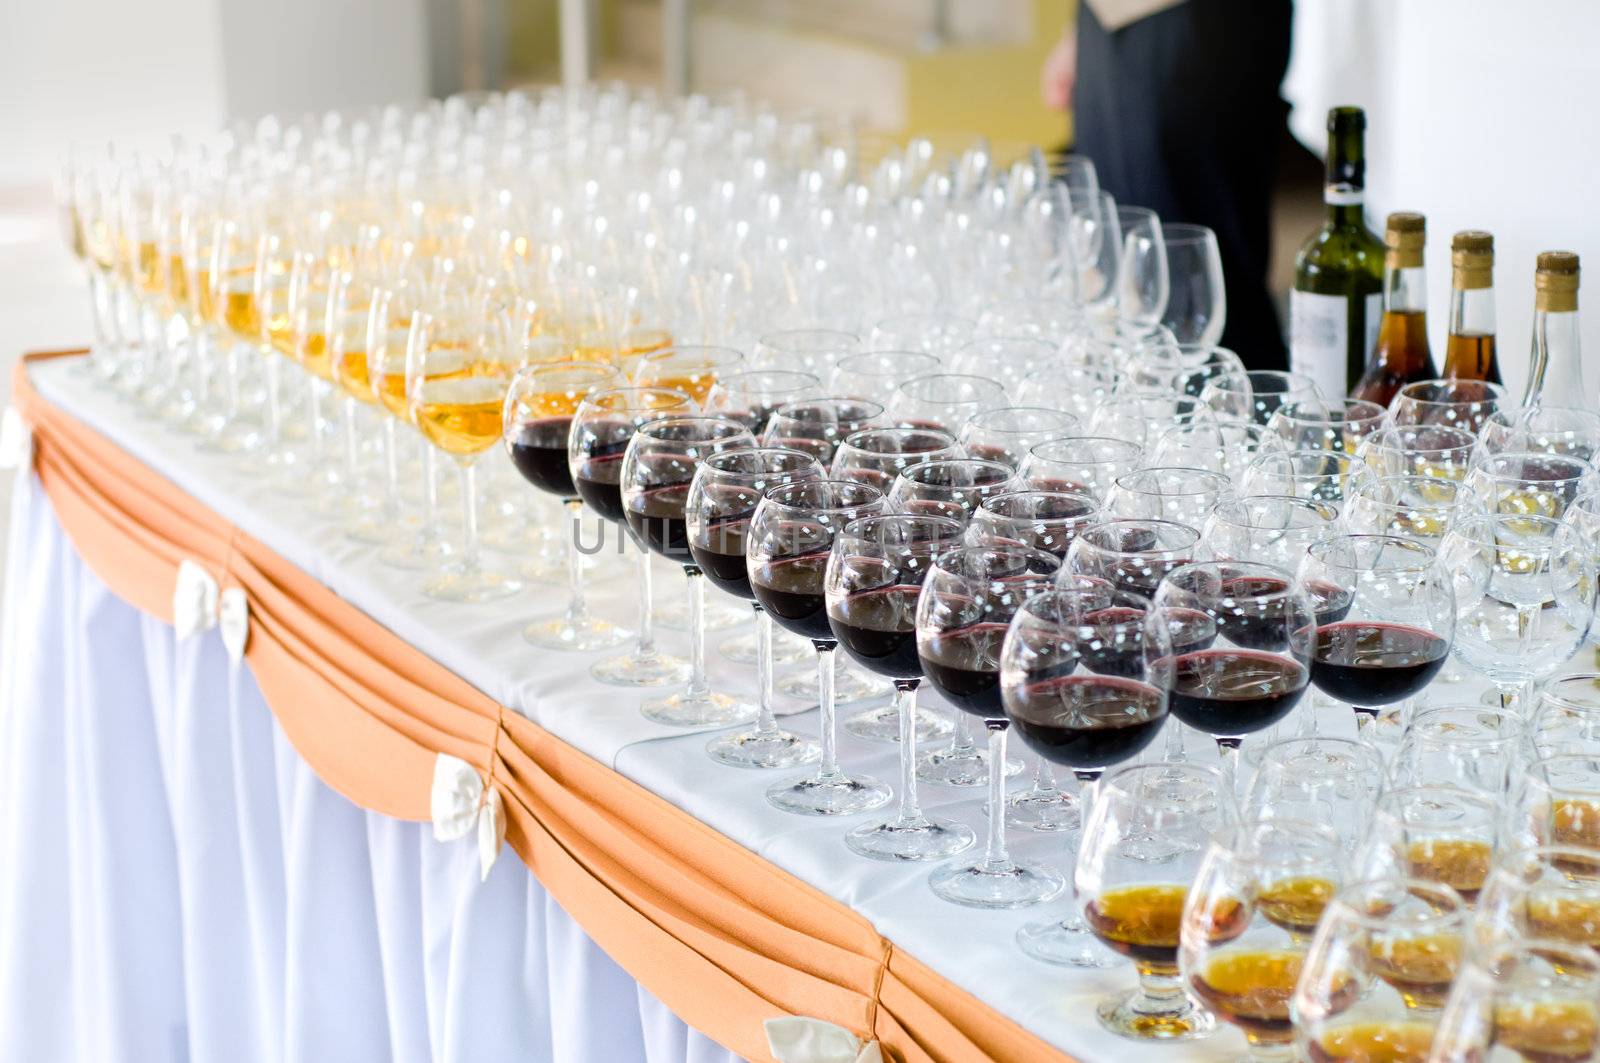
xmin=1521 ymin=251 xmax=1583 ymax=410
xmin=1441 ymin=231 xmax=1499 ymax=384
xmin=1352 ymin=212 xmax=1436 ymax=408
xmin=1290 ymin=106 xmax=1385 ymax=401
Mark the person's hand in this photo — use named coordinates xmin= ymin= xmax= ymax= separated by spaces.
xmin=1040 ymin=28 xmax=1077 ymax=112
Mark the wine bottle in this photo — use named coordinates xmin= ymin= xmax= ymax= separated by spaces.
xmin=1441 ymin=231 xmax=1499 ymax=384
xmin=1290 ymin=106 xmax=1385 ymax=401
xmin=1352 ymin=212 xmax=1436 ymax=408
xmin=1521 ymin=251 xmax=1583 ymax=410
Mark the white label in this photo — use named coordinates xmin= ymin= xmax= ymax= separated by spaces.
xmin=1290 ymin=289 xmax=1352 ymax=401
xmin=1324 ymin=184 xmax=1364 ymax=206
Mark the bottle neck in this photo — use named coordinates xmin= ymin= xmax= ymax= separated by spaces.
xmin=1448 ymin=285 xmax=1495 ymax=337
xmin=1324 ymin=124 xmax=1367 ymax=228
xmin=1524 ymin=307 xmax=1583 ymax=408
xmin=1385 ymin=264 xmax=1427 ymax=315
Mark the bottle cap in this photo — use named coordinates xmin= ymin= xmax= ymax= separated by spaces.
xmin=1385 ymin=212 xmax=1425 ymax=269
xmin=1327 ymin=106 xmax=1366 ymax=133
xmin=1451 ymin=231 xmax=1493 ymax=290
xmin=1536 ymin=251 xmax=1580 ymax=312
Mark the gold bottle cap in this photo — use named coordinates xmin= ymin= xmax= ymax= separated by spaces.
xmin=1536 ymin=251 xmax=1580 ymax=312
xmin=1385 ymin=212 xmax=1426 ymax=269
xmin=1451 ymin=231 xmax=1493 ymax=290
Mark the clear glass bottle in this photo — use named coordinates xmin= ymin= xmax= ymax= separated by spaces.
xmin=1441 ymin=231 xmax=1500 ymax=384
xmin=1521 ymin=251 xmax=1584 ymax=410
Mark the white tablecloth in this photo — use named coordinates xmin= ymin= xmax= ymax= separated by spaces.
xmin=3 ymin=356 xmax=1267 ymax=1061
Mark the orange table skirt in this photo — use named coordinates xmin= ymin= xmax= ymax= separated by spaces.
xmin=10 ymin=349 xmax=1077 ymax=1063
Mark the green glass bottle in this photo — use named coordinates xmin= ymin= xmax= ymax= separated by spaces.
xmin=1289 ymin=107 xmax=1386 ymax=400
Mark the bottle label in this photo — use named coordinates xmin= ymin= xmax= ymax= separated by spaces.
xmin=1290 ymin=289 xmax=1353 ymax=400
xmin=1324 ymin=184 xmax=1363 ymax=206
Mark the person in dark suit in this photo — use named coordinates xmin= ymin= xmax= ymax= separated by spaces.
xmin=1043 ymin=0 xmax=1294 ymax=369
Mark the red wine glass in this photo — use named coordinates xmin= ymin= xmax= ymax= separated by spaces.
xmin=621 ymin=414 xmax=757 ymax=725
xmin=917 ymin=544 xmax=1063 ymax=905
xmin=828 ymin=513 xmax=976 ymax=860
xmin=761 ymin=397 xmax=886 ymax=466
xmin=687 ymin=446 xmax=825 ymax=767
xmin=1104 ymin=466 xmax=1233 ymax=528
xmin=1149 ymin=561 xmax=1315 ymax=792
xmin=702 ymin=368 xmax=822 ymax=434
xmin=888 ymin=372 xmax=1006 ymax=433
xmin=1018 ymin=436 xmax=1144 ymax=502
xmin=749 ymin=479 xmax=892 ymax=815
xmin=956 ymin=405 xmax=1080 ymax=470
xmin=887 ymin=457 xmax=1017 ymax=526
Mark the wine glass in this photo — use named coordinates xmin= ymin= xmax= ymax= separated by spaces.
xmin=1344 ymin=474 xmax=1470 ymax=547
xmin=828 ymin=513 xmax=975 ymax=860
xmin=1474 ymin=843 xmax=1600 ymax=951
xmin=887 ymin=457 xmax=1017 ymax=525
xmin=1004 ymin=584 xmax=1173 ymax=965
xmin=753 ymin=328 xmax=859 ymax=380
xmin=966 ymin=490 xmax=1101 ymax=560
xmin=1528 ymin=673 xmax=1600 ymax=758
xmin=1430 ymin=938 xmax=1600 ymax=1062
xmin=1355 ymin=786 xmax=1501 ymax=903
xmin=1441 ymin=512 xmax=1596 ymax=710
xmin=832 ymin=427 xmax=963 ymax=494
xmin=1241 ymin=448 xmax=1372 ymax=509
xmin=575 ymin=386 xmax=697 ymax=688
xmin=868 ymin=313 xmax=974 ymax=356
xmin=1074 ymin=189 xmax=1121 ymax=319
xmin=1150 ymin=420 xmax=1285 ymax=481
xmin=1179 ymin=819 xmax=1348 ymax=1062
xmin=1066 ymin=518 xmax=1203 ymax=600
xmin=761 ymin=398 xmax=886 ymax=465
xmin=622 ymin=414 xmax=758 ymax=726
xmin=505 ymin=360 xmax=627 ymax=649
xmin=1245 ymin=736 xmax=1387 ymax=855
xmin=1388 ymin=705 xmax=1524 ymax=794
xmin=1356 ymin=424 xmax=1478 ymax=480
xmin=1113 ymin=205 xmax=1169 ymax=336
xmin=632 ymin=344 xmax=745 ymax=404
xmin=1266 ymin=398 xmax=1386 ymax=454
xmin=702 ymin=369 xmax=822 ymax=433
xmin=1105 ymin=466 xmax=1233 ymax=527
xmin=1291 ymin=879 xmax=1465 ymax=1057
xmin=750 ymin=480 xmax=892 ymax=815
xmin=1016 ymin=362 xmax=1121 ymax=421
xmin=1160 ymin=223 xmax=1226 ymax=346
xmin=1201 ymin=370 xmax=1323 ymax=427
xmin=1149 ymin=561 xmax=1315 ymax=789
xmin=1076 ymin=761 xmax=1238 ymax=1040
xmin=1203 ymin=495 xmax=1343 ymax=569
xmin=917 ymin=544 xmax=1063 ymax=906
xmin=406 ymin=300 xmax=524 ymax=601
xmin=828 ymin=351 xmax=943 ymax=401
xmin=1389 ymin=378 xmax=1508 ymax=434
xmin=687 ymin=446 xmax=825 ymax=766
xmin=1506 ymin=753 xmax=1600 ymax=854
xmin=956 ymin=406 xmax=1080 ymax=469
xmin=950 ymin=337 xmax=1058 ymax=395
xmin=1478 ymin=405 xmax=1600 ymax=466
xmin=1299 ymin=536 xmax=1453 ymax=742
xmin=1126 ymin=342 xmax=1243 ymax=396
xmin=1018 ymin=436 xmax=1144 ymax=502
xmin=1089 ymin=391 xmax=1216 ymax=448
xmin=1466 ymin=452 xmax=1596 ymax=521
xmin=888 ymin=373 xmax=1006 ymax=433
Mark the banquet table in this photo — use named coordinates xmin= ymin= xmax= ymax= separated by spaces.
xmin=3 ymin=347 xmax=1274 ymax=1063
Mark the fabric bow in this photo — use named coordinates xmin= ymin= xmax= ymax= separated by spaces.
xmin=173 ymin=560 xmax=220 ymax=640
xmin=430 ymin=753 xmax=505 ymax=881
xmin=764 ymin=1017 xmax=884 ymax=1063
xmin=218 ymin=587 xmax=249 ymax=664
xmin=0 ymin=406 xmax=32 ymax=470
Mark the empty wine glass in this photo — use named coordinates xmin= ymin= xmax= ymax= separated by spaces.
xmin=1161 ymin=223 xmax=1226 ymax=346
xmin=950 ymin=336 xmax=1058 ymax=395
xmin=887 ymin=457 xmax=1017 ymax=525
xmin=1016 ymin=362 xmax=1121 ymax=422
xmin=868 ymin=313 xmax=974 ymax=357
xmin=754 ymin=328 xmax=859 ymax=380
xmin=828 ymin=350 xmax=943 ymax=401
xmin=956 ymin=406 xmax=1080 ymax=469
xmin=1389 ymin=378 xmax=1508 ymax=434
xmin=1245 ymin=736 xmax=1386 ymax=855
xmin=1478 ymin=405 xmax=1600 ymax=466
xmin=1089 ymin=391 xmax=1216 ymax=448
xmin=966 ymin=489 xmax=1101 ymax=560
xmin=1528 ymin=673 xmax=1600 ymax=758
xmin=1203 ymin=495 xmax=1343 ymax=569
xmin=751 ymin=480 xmax=893 ymax=815
xmin=1242 ymin=448 xmax=1372 ymax=509
xmin=761 ymin=398 xmax=886 ymax=465
xmin=1151 ymin=420 xmax=1285 ymax=480
xmin=1114 ymin=205 xmax=1169 ymax=337
xmin=1388 ymin=705 xmax=1523 ymax=794
xmin=1356 ymin=424 xmax=1478 ymax=480
xmin=1019 ymin=436 xmax=1144 ymax=502
xmin=702 ymin=369 xmax=822 ymax=433
xmin=888 ymin=372 xmax=1006 ymax=433
xmin=1105 ymin=466 xmax=1233 ymax=527
xmin=1202 ymin=370 xmax=1323 ymax=427
xmin=1266 ymin=398 xmax=1386 ymax=454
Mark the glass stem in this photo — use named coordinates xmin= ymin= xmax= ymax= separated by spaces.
xmin=1216 ymin=738 xmax=1241 ymax=798
xmin=636 ymin=542 xmax=657 ymax=656
xmin=815 ymin=642 xmax=841 ymax=781
xmin=563 ymin=500 xmax=588 ymax=626
xmin=753 ymin=605 xmax=777 ymax=736
xmin=263 ymin=347 xmax=282 ymax=446
xmin=1163 ymin=716 xmax=1187 ymax=762
xmin=341 ymin=396 xmax=361 ymax=486
xmin=1130 ymin=969 xmax=1190 ymax=1018
xmin=224 ymin=340 xmax=244 ymax=428
xmin=1028 ymin=756 xmax=1059 ymax=800
xmin=422 ymin=445 xmax=441 ymax=536
xmin=684 ymin=567 xmax=710 ymax=701
xmin=382 ymin=418 xmax=401 ymax=519
xmin=946 ymin=714 xmax=975 ymax=759
xmin=891 ymin=682 xmax=927 ymax=828
xmin=456 ymin=461 xmax=480 ymax=575
xmin=1298 ymin=692 xmax=1323 ymax=737
xmin=981 ymin=722 xmax=1014 ymax=872
xmin=308 ymin=378 xmax=325 ymax=466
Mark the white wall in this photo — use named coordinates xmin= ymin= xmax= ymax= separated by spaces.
xmin=1286 ymin=0 xmax=1600 ymax=400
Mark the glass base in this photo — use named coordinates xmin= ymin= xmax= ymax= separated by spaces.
xmin=421 ymin=563 xmax=524 ymax=603
xmin=1016 ymin=917 xmax=1119 ymax=967
xmin=843 ymin=702 xmax=956 ymax=744
xmin=518 ymin=554 xmax=569 ymax=585
xmin=929 ymin=859 xmax=1065 ymax=909
xmin=523 ymin=613 xmax=633 ymax=652
xmin=766 ymin=771 xmax=892 ymax=817
xmin=918 ymin=744 xmax=1025 ymax=787
xmin=1095 ymin=986 xmax=1216 ymax=1042
xmin=378 ymin=532 xmax=454 ymax=571
xmin=200 ymin=422 xmax=266 ymax=455
xmin=719 ymin=628 xmax=812 ymax=666
xmin=343 ymin=507 xmax=408 ymax=545
xmin=590 ymin=650 xmax=691 ymax=688
xmin=1001 ymin=788 xmax=1081 ymax=833
xmin=845 ymin=815 xmax=975 ymax=862
xmin=641 ymin=691 xmax=758 ymax=728
xmin=705 ymin=726 xmax=821 ymax=770
xmin=657 ymin=596 xmax=745 ymax=632
xmin=778 ymin=666 xmax=891 ymax=704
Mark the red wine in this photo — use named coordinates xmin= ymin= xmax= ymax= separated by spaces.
xmin=1310 ymin=622 xmax=1448 ymax=706
xmin=626 ymin=483 xmax=691 ymax=561
xmin=1083 ymin=605 xmax=1216 ymax=677
xmin=919 ymin=623 xmax=1008 ymax=719
xmin=1008 ymin=675 xmax=1168 ymax=770
xmin=1306 ymin=578 xmax=1354 ymax=625
xmin=1105 ymin=555 xmax=1190 ymax=598
xmin=574 ymin=454 xmax=626 ymax=524
xmin=507 ymin=417 xmax=576 ymax=498
xmin=829 ymin=585 xmax=924 ymax=680
xmin=689 ymin=518 xmax=754 ymax=599
xmin=751 ymin=552 xmax=832 ymax=641
xmin=1160 ymin=651 xmax=1309 ymax=739
xmin=1216 ymin=575 xmax=1313 ymax=653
